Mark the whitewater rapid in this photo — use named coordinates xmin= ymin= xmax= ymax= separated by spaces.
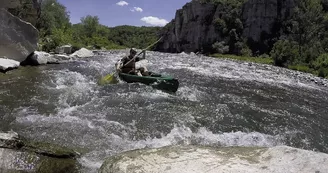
xmin=1 ymin=50 xmax=327 ymax=172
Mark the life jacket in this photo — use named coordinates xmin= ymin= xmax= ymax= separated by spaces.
xmin=121 ymin=56 xmax=136 ymax=73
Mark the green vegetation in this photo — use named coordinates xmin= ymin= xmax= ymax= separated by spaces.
xmin=36 ymin=0 xmax=161 ymax=52
xmin=20 ymin=0 xmax=328 ymax=78
xmin=211 ymin=54 xmax=273 ymax=65
xmin=205 ymin=0 xmax=328 ymax=78
xmin=211 ymin=0 xmax=248 ymax=56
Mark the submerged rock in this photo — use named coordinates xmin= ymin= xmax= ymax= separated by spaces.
xmin=0 ymin=131 xmax=23 ymax=149
xmin=0 ymin=148 xmax=80 ymax=173
xmin=0 ymin=8 xmax=38 ymax=62
xmin=0 ymin=57 xmax=20 ymax=72
xmin=0 ymin=131 xmax=81 ymax=173
xmin=54 ymin=54 xmax=71 ymax=61
xmin=99 ymin=145 xmax=328 ymax=173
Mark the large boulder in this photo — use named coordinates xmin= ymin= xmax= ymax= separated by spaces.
xmin=21 ymin=51 xmax=60 ymax=65
xmin=0 ymin=131 xmax=81 ymax=173
xmin=70 ymin=48 xmax=94 ymax=58
xmin=0 ymin=148 xmax=80 ymax=173
xmin=1 ymin=0 xmax=41 ymax=26
xmin=20 ymin=51 xmax=76 ymax=66
xmin=0 ymin=8 xmax=38 ymax=62
xmin=55 ymin=45 xmax=73 ymax=54
xmin=0 ymin=57 xmax=20 ymax=72
xmin=100 ymin=145 xmax=328 ymax=173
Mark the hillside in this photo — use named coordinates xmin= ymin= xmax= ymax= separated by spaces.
xmin=154 ymin=0 xmax=328 ymax=78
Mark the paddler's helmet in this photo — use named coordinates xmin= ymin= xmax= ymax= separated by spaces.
xmin=130 ymin=48 xmax=137 ymax=55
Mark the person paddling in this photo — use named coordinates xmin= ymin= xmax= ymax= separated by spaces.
xmin=115 ymin=48 xmax=150 ymax=76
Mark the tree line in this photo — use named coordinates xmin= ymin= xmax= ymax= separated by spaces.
xmin=36 ymin=0 xmax=161 ymax=52
xmin=207 ymin=0 xmax=328 ymax=78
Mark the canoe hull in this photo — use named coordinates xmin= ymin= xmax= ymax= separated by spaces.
xmin=118 ymin=72 xmax=179 ymax=93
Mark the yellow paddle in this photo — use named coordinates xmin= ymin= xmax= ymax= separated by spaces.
xmin=98 ymin=37 xmax=163 ymax=85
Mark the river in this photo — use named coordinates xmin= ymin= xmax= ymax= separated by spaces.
xmin=1 ymin=50 xmax=327 ymax=172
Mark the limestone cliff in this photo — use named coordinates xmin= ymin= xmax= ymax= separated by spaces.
xmin=155 ymin=0 xmax=296 ymax=54
xmin=242 ymin=0 xmax=295 ymax=53
xmin=155 ymin=1 xmax=220 ymax=53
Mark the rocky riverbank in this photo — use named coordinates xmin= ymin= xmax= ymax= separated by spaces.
xmin=0 ymin=131 xmax=81 ymax=173
xmin=214 ymin=55 xmax=328 ymax=88
xmin=1 ymin=47 xmax=95 ymax=72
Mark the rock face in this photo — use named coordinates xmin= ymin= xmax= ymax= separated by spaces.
xmin=155 ymin=0 xmax=296 ymax=54
xmin=156 ymin=0 xmax=219 ymax=53
xmin=2 ymin=0 xmax=41 ymax=26
xmin=242 ymin=0 xmax=295 ymax=52
xmin=100 ymin=145 xmax=328 ymax=173
xmin=0 ymin=8 xmax=38 ymax=62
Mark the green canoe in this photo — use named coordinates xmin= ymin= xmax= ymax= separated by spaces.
xmin=118 ymin=71 xmax=179 ymax=93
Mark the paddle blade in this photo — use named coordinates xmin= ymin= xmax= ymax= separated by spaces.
xmin=98 ymin=73 xmax=118 ymax=85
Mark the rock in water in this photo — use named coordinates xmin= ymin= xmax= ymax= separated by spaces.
xmin=99 ymin=145 xmax=328 ymax=173
xmin=0 ymin=57 xmax=20 ymax=72
xmin=0 ymin=8 xmax=38 ymax=62
xmin=55 ymin=45 xmax=73 ymax=54
xmin=0 ymin=131 xmax=23 ymax=148
xmin=0 ymin=131 xmax=81 ymax=173
xmin=70 ymin=48 xmax=94 ymax=58
xmin=22 ymin=51 xmax=49 ymax=65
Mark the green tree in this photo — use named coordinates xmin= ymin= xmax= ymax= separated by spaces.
xmin=287 ymin=0 xmax=324 ymax=62
xmin=270 ymin=40 xmax=300 ymax=67
xmin=80 ymin=15 xmax=100 ymax=38
xmin=37 ymin=0 xmax=70 ymax=36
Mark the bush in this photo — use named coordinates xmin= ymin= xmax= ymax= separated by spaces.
xmin=313 ymin=53 xmax=328 ymax=69
xmin=288 ymin=65 xmax=311 ymax=73
xmin=259 ymin=53 xmax=270 ymax=59
xmin=312 ymin=53 xmax=328 ymax=77
xmin=213 ymin=18 xmax=227 ymax=34
xmin=212 ymin=41 xmax=229 ymax=54
xmin=318 ymin=68 xmax=328 ymax=78
xmin=270 ymin=40 xmax=300 ymax=67
xmin=241 ymin=46 xmax=252 ymax=57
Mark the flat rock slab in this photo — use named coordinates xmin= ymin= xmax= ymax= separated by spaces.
xmin=100 ymin=145 xmax=328 ymax=173
xmin=0 ymin=131 xmax=81 ymax=172
xmin=0 ymin=148 xmax=79 ymax=173
xmin=0 ymin=58 xmax=20 ymax=72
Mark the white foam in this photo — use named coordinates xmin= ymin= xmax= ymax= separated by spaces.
xmin=75 ymin=124 xmax=283 ymax=172
xmin=130 ymin=126 xmax=283 ymax=149
xmin=176 ymin=86 xmax=207 ymax=102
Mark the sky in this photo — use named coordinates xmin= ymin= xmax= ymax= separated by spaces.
xmin=57 ymin=0 xmax=191 ymax=27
